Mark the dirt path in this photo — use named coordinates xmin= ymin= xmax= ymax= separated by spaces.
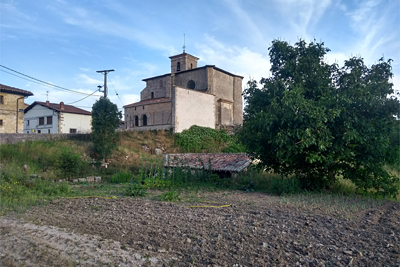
xmin=1 ymin=192 xmax=399 ymax=266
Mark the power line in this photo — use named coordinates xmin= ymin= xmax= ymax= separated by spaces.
xmin=66 ymin=88 xmax=101 ymax=105
xmin=0 ymin=65 xmax=101 ymax=97
xmin=108 ymin=77 xmax=124 ymax=107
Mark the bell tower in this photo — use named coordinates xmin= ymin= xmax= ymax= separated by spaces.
xmin=169 ymin=52 xmax=199 ymax=74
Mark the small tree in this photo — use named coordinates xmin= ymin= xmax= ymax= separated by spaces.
xmin=239 ymin=39 xmax=400 ymax=197
xmin=91 ymin=97 xmax=122 ymax=160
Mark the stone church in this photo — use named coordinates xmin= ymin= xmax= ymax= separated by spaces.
xmin=123 ymin=52 xmax=243 ymax=133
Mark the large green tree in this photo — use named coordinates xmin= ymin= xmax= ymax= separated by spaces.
xmin=91 ymin=97 xmax=122 ymax=160
xmin=240 ymin=39 xmax=400 ymax=197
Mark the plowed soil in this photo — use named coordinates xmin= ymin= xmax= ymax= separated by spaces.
xmin=1 ymin=191 xmax=399 ymax=267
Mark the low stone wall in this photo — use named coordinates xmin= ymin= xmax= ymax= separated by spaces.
xmin=0 ymin=133 xmax=91 ymax=145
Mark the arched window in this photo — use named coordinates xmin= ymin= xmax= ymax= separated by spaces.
xmin=134 ymin=116 xmax=139 ymax=126
xmin=187 ymin=80 xmax=195 ymax=89
xmin=151 ymin=92 xmax=154 ymax=99
xmin=190 ymin=63 xmax=193 ymax=69
xmin=142 ymin=114 xmax=147 ymax=126
xmin=177 ymin=62 xmax=181 ymax=71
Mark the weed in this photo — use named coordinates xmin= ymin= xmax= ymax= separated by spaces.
xmin=158 ymin=190 xmax=181 ymax=202
xmin=110 ymin=172 xmax=132 ymax=183
xmin=126 ymin=182 xmax=147 ymax=197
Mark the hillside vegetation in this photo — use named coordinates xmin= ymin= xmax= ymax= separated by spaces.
xmin=0 ymin=126 xmax=398 ymax=214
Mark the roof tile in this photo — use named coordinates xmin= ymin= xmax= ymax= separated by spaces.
xmin=163 ymin=153 xmax=251 ymax=173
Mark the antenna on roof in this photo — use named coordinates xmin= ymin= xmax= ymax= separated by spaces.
xmin=42 ymin=91 xmax=49 ymax=101
xmin=183 ymin=34 xmax=186 ymax=53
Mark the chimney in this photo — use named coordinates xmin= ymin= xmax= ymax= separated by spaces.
xmin=60 ymin=102 xmax=65 ymax=110
xmin=46 ymin=100 xmax=50 ymax=106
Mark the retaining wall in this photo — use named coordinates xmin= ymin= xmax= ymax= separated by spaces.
xmin=0 ymin=133 xmax=91 ymax=145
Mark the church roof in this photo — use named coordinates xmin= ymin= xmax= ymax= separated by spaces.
xmin=123 ymin=97 xmax=171 ymax=108
xmin=169 ymin=52 xmax=199 ymax=60
xmin=142 ymin=65 xmax=243 ymax=82
xmin=0 ymin=83 xmax=34 ymax=96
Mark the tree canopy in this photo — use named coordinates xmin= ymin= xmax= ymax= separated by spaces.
xmin=91 ymin=97 xmax=122 ymax=160
xmin=239 ymin=39 xmax=400 ymax=197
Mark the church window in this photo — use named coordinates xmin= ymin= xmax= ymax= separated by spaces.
xmin=142 ymin=114 xmax=147 ymax=126
xmin=134 ymin=116 xmax=139 ymax=126
xmin=151 ymin=92 xmax=154 ymax=99
xmin=187 ymin=80 xmax=195 ymax=89
xmin=190 ymin=63 xmax=193 ymax=69
xmin=177 ymin=62 xmax=181 ymax=71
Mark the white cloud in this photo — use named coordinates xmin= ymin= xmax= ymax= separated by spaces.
xmin=195 ymin=35 xmax=271 ymax=88
xmin=76 ymin=74 xmax=102 ymax=86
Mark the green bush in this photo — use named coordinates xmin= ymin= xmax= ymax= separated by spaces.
xmin=126 ymin=182 xmax=147 ymax=197
xmin=111 ymin=172 xmax=132 ymax=183
xmin=158 ymin=190 xmax=181 ymax=201
xmin=56 ymin=148 xmax=83 ymax=179
xmin=175 ymin=125 xmax=231 ymax=152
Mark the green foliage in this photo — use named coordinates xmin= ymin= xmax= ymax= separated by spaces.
xmin=239 ymin=39 xmax=400 ymax=198
xmin=237 ymin=181 xmax=256 ymax=192
xmin=111 ymin=172 xmax=132 ymax=183
xmin=269 ymin=175 xmax=301 ymax=196
xmin=56 ymin=148 xmax=82 ymax=178
xmin=91 ymin=97 xmax=122 ymax=160
xmin=157 ymin=190 xmax=181 ymax=201
xmin=175 ymin=125 xmax=232 ymax=152
xmin=125 ymin=182 xmax=147 ymax=197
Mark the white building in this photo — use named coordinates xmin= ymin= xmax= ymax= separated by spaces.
xmin=24 ymin=101 xmax=92 ymax=134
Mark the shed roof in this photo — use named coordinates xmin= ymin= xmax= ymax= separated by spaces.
xmin=24 ymin=101 xmax=91 ymax=115
xmin=163 ymin=153 xmax=251 ymax=173
xmin=0 ymin=83 xmax=34 ymax=96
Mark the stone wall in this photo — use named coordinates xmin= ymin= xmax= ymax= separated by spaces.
xmin=0 ymin=133 xmax=91 ymax=145
xmin=0 ymin=93 xmax=26 ymax=133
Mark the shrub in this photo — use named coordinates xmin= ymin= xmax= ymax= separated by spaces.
xmin=111 ymin=172 xmax=132 ymax=183
xmin=56 ymin=148 xmax=83 ymax=179
xmin=175 ymin=125 xmax=231 ymax=152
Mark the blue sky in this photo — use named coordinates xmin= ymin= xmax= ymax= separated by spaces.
xmin=1 ymin=0 xmax=399 ymax=113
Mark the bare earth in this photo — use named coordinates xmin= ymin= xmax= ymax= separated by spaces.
xmin=1 ymin=191 xmax=399 ymax=267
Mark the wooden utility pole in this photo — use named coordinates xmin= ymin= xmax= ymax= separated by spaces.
xmin=96 ymin=69 xmax=115 ymax=98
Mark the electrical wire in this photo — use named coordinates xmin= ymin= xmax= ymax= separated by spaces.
xmin=66 ymin=88 xmax=101 ymax=105
xmin=0 ymin=65 xmax=101 ymax=97
xmin=108 ymin=77 xmax=125 ymax=107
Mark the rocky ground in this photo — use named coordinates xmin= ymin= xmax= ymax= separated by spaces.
xmin=1 ymin=191 xmax=399 ymax=267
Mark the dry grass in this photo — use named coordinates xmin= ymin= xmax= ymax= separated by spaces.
xmin=112 ymin=130 xmax=181 ymax=167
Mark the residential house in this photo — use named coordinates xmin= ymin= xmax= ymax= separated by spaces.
xmin=0 ymin=83 xmax=34 ymax=133
xmin=124 ymin=51 xmax=243 ymax=133
xmin=24 ymin=101 xmax=92 ymax=134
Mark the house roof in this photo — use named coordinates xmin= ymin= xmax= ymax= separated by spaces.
xmin=123 ymin=97 xmax=171 ymax=108
xmin=163 ymin=153 xmax=251 ymax=173
xmin=24 ymin=101 xmax=91 ymax=115
xmin=0 ymin=83 xmax=34 ymax=97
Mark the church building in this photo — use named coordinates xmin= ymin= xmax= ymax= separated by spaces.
xmin=123 ymin=52 xmax=243 ymax=133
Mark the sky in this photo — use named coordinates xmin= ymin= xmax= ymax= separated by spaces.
xmin=1 ymin=0 xmax=399 ymax=114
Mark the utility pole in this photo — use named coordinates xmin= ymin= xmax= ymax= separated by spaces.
xmin=96 ymin=69 xmax=114 ymax=98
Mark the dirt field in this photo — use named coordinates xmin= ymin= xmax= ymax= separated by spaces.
xmin=1 ymin=191 xmax=399 ymax=267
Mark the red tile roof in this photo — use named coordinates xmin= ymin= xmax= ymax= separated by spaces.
xmin=124 ymin=97 xmax=171 ymax=108
xmin=25 ymin=101 xmax=91 ymax=115
xmin=163 ymin=153 xmax=251 ymax=172
xmin=0 ymin=83 xmax=34 ymax=96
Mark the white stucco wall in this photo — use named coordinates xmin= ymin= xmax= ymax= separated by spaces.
xmin=60 ymin=112 xmax=92 ymax=133
xmin=174 ymin=86 xmax=215 ymax=133
xmin=24 ymin=105 xmax=59 ymax=134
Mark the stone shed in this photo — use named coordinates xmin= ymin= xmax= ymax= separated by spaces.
xmin=163 ymin=153 xmax=251 ymax=177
